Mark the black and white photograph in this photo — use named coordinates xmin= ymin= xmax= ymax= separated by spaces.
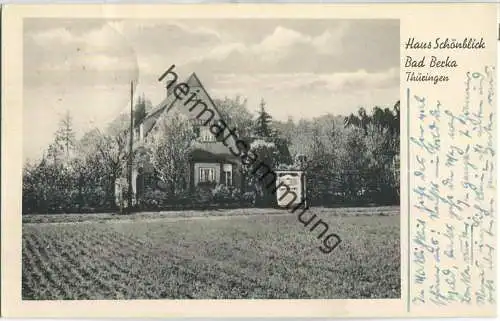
xmin=22 ymin=18 xmax=401 ymax=300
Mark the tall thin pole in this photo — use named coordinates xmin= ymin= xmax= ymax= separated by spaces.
xmin=128 ymin=80 xmax=134 ymax=212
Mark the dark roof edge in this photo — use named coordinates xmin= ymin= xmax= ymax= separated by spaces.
xmin=188 ymin=72 xmax=226 ymax=125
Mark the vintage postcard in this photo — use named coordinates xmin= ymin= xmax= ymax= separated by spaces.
xmin=1 ymin=2 xmax=496 ymax=318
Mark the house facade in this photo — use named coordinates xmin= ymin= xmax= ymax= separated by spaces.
xmin=120 ymin=72 xmax=243 ymax=205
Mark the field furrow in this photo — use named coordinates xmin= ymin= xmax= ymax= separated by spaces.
xmin=22 ymin=236 xmax=37 ymax=299
xmin=47 ymin=229 xmax=118 ymax=299
xmin=160 ymin=243 xmax=299 ymax=298
xmin=93 ymin=232 xmax=155 ymax=298
xmin=29 ymin=232 xmax=77 ymax=299
xmin=23 ymin=235 xmax=63 ymax=299
xmin=22 ymin=208 xmax=401 ymax=300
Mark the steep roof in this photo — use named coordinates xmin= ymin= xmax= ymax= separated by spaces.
xmin=133 ymin=72 xmax=293 ymax=163
xmin=190 ymin=141 xmax=239 ymax=160
xmin=186 ymin=72 xmax=203 ymax=88
xmin=139 ymin=72 xmax=227 ymax=138
xmin=141 ymin=94 xmax=176 ymax=136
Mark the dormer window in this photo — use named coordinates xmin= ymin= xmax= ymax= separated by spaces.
xmin=199 ymin=126 xmax=216 ymax=142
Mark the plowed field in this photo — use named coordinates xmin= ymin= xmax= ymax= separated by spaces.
xmin=22 ymin=207 xmax=401 ymax=300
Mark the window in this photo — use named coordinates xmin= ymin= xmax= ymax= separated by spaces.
xmin=223 ymin=164 xmax=233 ymax=186
xmin=223 ymin=170 xmax=233 ymax=186
xmin=199 ymin=167 xmax=216 ymax=183
xmin=199 ymin=126 xmax=216 ymax=142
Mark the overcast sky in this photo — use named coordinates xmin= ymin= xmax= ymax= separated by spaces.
xmin=23 ymin=18 xmax=399 ymax=161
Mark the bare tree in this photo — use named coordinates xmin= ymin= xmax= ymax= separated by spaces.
xmin=146 ymin=111 xmax=196 ymax=196
xmin=76 ymin=115 xmax=131 ymax=204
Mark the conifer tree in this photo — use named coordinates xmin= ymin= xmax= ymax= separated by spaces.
xmin=254 ymin=98 xmax=273 ymax=138
xmin=134 ymin=94 xmax=147 ymax=126
xmin=54 ymin=110 xmax=76 ymax=161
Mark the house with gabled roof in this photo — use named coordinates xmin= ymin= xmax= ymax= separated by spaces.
xmin=124 ymin=72 xmax=244 ymax=204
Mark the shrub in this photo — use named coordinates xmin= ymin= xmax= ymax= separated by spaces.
xmin=143 ymin=189 xmax=170 ymax=208
xmin=194 ymin=183 xmax=215 ymax=205
xmin=231 ymin=187 xmax=242 ymax=203
xmin=82 ymin=186 xmax=107 ymax=208
xmin=196 ymin=181 xmax=217 ymax=189
xmin=212 ymin=184 xmax=232 ymax=203
xmin=242 ymin=191 xmax=256 ymax=206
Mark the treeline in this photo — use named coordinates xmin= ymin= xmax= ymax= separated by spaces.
xmin=217 ymin=97 xmax=400 ymax=206
xmin=284 ymin=103 xmax=401 ymax=205
xmin=22 ymin=95 xmax=400 ymax=214
xmin=22 ymin=98 xmax=152 ymax=214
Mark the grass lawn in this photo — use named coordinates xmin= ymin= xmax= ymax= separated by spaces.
xmin=22 ymin=206 xmax=401 ymax=300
